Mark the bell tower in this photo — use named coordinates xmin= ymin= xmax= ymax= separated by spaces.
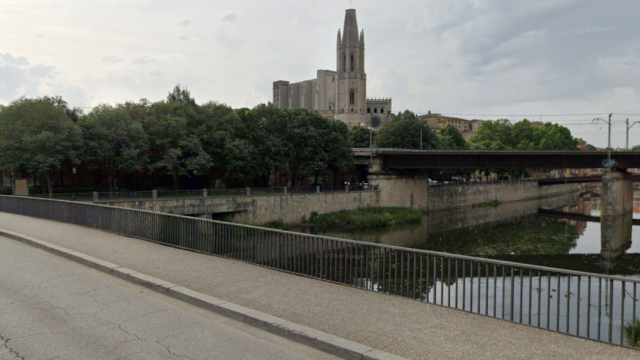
xmin=335 ymin=9 xmax=368 ymax=127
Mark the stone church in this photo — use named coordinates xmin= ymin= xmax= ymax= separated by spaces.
xmin=272 ymin=9 xmax=392 ymax=129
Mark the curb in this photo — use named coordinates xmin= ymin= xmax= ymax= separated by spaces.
xmin=0 ymin=229 xmax=406 ymax=360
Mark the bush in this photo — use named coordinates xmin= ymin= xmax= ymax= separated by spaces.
xmin=0 ymin=186 xmax=12 ymax=195
xmin=309 ymin=207 xmax=422 ymax=229
xmin=260 ymin=220 xmax=292 ymax=231
xmin=624 ymin=318 xmax=640 ymax=348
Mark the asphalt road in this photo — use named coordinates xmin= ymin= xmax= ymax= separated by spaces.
xmin=0 ymin=235 xmax=338 ymax=360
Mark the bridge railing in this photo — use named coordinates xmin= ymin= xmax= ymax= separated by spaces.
xmin=0 ymin=195 xmax=637 ymax=350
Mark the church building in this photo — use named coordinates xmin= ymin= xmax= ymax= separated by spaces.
xmin=272 ymin=9 xmax=392 ymax=129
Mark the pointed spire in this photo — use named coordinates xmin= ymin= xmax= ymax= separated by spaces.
xmin=337 ymin=29 xmax=342 ymax=47
xmin=360 ymin=29 xmax=365 ymax=47
xmin=342 ymin=9 xmax=359 ymax=46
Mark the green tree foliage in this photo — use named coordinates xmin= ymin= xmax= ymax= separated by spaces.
xmin=0 ymin=97 xmax=83 ymax=195
xmin=348 ymin=125 xmax=374 ymax=148
xmin=631 ymin=145 xmax=640 ymax=151
xmin=470 ymin=118 xmax=578 ymax=151
xmin=375 ymin=110 xmax=438 ymax=149
xmin=437 ymin=125 xmax=468 ymax=150
xmin=0 ymin=87 xmax=357 ymax=191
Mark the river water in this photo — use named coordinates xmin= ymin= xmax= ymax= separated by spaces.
xmin=307 ymin=186 xmax=640 ymax=276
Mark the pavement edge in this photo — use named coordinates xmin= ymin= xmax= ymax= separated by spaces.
xmin=0 ymin=228 xmax=407 ymax=360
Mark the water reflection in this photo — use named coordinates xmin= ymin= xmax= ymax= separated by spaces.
xmin=307 ymin=186 xmax=640 ymax=276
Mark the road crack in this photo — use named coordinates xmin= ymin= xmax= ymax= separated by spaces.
xmin=0 ymin=333 xmax=25 ymax=360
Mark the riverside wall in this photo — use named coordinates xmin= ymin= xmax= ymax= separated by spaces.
xmin=427 ymin=183 xmax=587 ymax=211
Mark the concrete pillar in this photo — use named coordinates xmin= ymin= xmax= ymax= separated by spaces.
xmin=600 ymin=170 xmax=633 ymax=265
xmin=284 ymin=186 xmax=287 ymax=195
xmin=203 ymin=189 xmax=208 ymax=198
xmin=345 ymin=185 xmax=349 ymax=193
xmin=316 ymin=186 xmax=320 ymax=194
xmin=601 ymin=170 xmax=633 ymax=217
xmin=92 ymin=192 xmax=99 ymax=203
xmin=152 ymin=190 xmax=158 ymax=200
xmin=246 ymin=187 xmax=251 ymax=196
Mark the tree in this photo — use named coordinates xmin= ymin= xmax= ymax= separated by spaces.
xmin=438 ymin=125 xmax=468 ymax=150
xmin=348 ymin=125 xmax=374 ymax=148
xmin=631 ymin=145 xmax=640 ymax=151
xmin=81 ymin=103 xmax=148 ymax=191
xmin=375 ymin=111 xmax=438 ymax=149
xmin=0 ymin=97 xmax=83 ymax=196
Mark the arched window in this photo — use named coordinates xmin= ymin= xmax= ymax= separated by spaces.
xmin=343 ymin=55 xmax=346 ymax=71
xmin=349 ymin=89 xmax=355 ymax=105
xmin=350 ymin=53 xmax=354 ymax=71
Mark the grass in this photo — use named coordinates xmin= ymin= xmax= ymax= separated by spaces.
xmin=308 ymin=207 xmax=423 ymax=229
xmin=624 ymin=318 xmax=640 ymax=348
xmin=473 ymin=200 xmax=503 ymax=208
xmin=260 ymin=220 xmax=292 ymax=231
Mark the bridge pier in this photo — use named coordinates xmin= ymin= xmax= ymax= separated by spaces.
xmin=600 ymin=170 xmax=633 ymax=264
xmin=367 ymin=174 xmax=428 ymax=210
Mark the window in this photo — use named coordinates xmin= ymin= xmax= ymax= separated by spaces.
xmin=350 ymin=89 xmax=355 ymax=105
xmin=343 ymin=55 xmax=346 ymax=71
xmin=350 ymin=53 xmax=354 ymax=71
xmin=374 ymin=108 xmax=378 ymax=113
xmin=367 ymin=108 xmax=370 ymax=113
xmin=351 ymin=108 xmax=354 ymax=113
xmin=381 ymin=107 xmax=384 ymax=113
xmin=332 ymin=77 xmax=335 ymax=83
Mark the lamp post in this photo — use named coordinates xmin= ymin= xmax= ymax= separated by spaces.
xmin=420 ymin=117 xmax=423 ymax=150
xmin=593 ymin=113 xmax=613 ymax=168
xmin=625 ymin=118 xmax=640 ymax=150
xmin=368 ymin=114 xmax=373 ymax=167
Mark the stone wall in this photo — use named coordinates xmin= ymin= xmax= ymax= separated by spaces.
xmin=427 ymin=183 xmax=585 ymax=211
xmin=367 ymin=175 xmax=429 ymax=210
xmin=102 ymin=191 xmax=380 ymax=225
xmin=231 ymin=190 xmax=380 ymax=224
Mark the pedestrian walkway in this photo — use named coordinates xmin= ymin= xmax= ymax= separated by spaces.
xmin=0 ymin=212 xmax=638 ymax=360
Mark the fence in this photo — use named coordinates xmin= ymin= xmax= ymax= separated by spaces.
xmin=429 ymin=179 xmax=539 ymax=186
xmin=0 ymin=195 xmax=638 ymax=349
xmin=27 ymin=185 xmax=378 ymax=203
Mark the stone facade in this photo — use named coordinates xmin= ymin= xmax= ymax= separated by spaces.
xmin=272 ymin=9 xmax=392 ymax=129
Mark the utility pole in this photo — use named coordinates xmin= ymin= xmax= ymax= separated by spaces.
xmin=368 ymin=114 xmax=373 ymax=167
xmin=626 ymin=118 xmax=640 ymax=150
xmin=593 ymin=113 xmax=613 ymax=168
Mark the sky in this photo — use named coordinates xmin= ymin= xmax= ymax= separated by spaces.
xmin=1 ymin=0 xmax=639 ymax=148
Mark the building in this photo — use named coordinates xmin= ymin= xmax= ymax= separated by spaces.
xmin=272 ymin=9 xmax=392 ymax=129
xmin=418 ymin=112 xmax=483 ymax=140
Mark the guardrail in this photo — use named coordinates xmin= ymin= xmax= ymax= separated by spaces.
xmin=0 ymin=195 xmax=637 ymax=350
xmin=26 ymin=185 xmax=378 ymax=202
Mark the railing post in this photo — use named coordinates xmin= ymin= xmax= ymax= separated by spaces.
xmin=345 ymin=184 xmax=349 ymax=193
xmin=92 ymin=192 xmax=99 ymax=203
xmin=284 ymin=186 xmax=287 ymax=195
xmin=203 ymin=189 xmax=207 ymax=198
xmin=152 ymin=190 xmax=158 ymax=200
xmin=246 ymin=187 xmax=251 ymax=196
xmin=316 ymin=186 xmax=320 ymax=194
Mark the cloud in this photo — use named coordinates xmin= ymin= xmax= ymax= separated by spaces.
xmin=221 ymin=12 xmax=236 ymax=23
xmin=102 ymin=56 xmax=123 ymax=63
xmin=0 ymin=53 xmax=87 ymax=106
xmin=178 ymin=19 xmax=191 ymax=27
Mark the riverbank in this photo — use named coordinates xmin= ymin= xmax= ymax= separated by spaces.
xmin=261 ymin=207 xmax=422 ymax=230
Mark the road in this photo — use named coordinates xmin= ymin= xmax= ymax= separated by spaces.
xmin=0 ymin=236 xmax=338 ymax=360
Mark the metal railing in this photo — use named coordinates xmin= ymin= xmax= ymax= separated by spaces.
xmin=26 ymin=185 xmax=379 ymax=203
xmin=429 ymin=179 xmax=539 ymax=187
xmin=0 ymin=195 xmax=638 ymax=349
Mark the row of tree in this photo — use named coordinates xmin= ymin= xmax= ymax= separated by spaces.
xmin=0 ymin=87 xmax=354 ymax=194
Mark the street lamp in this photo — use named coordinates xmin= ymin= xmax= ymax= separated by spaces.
xmin=593 ymin=113 xmax=613 ymax=168
xmin=368 ymin=114 xmax=373 ymax=167
xmin=626 ymin=118 xmax=640 ymax=150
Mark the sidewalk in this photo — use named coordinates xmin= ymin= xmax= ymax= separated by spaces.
xmin=0 ymin=212 xmax=638 ymax=360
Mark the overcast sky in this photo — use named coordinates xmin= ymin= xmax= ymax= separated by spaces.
xmin=1 ymin=0 xmax=639 ymax=148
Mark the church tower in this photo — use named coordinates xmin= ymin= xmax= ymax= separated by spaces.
xmin=335 ymin=9 xmax=368 ymax=127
